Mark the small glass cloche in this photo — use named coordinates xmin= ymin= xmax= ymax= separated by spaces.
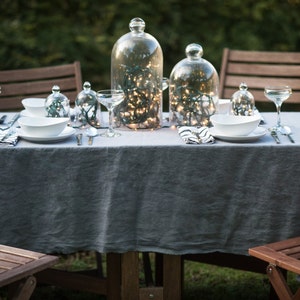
xmin=231 ymin=82 xmax=255 ymax=116
xmin=45 ymin=85 xmax=70 ymax=117
xmin=75 ymin=81 xmax=101 ymax=128
xmin=169 ymin=43 xmax=219 ymax=126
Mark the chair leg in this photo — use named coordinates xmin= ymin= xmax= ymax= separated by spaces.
xmin=294 ymin=288 xmax=300 ymax=300
xmin=95 ymin=252 xmax=104 ymax=277
xmin=266 ymin=264 xmax=293 ymax=300
xmin=142 ymin=253 xmax=154 ymax=286
xmin=7 ymin=275 xmax=36 ymax=300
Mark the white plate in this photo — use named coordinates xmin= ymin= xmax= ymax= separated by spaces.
xmin=18 ymin=126 xmax=76 ymax=143
xmin=209 ymin=126 xmax=266 ymax=142
xmin=20 ymin=109 xmax=39 ymax=117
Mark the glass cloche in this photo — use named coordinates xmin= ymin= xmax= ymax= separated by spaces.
xmin=45 ymin=85 xmax=70 ymax=117
xmin=75 ymin=81 xmax=101 ymax=128
xmin=111 ymin=17 xmax=163 ymax=129
xmin=169 ymin=43 xmax=219 ymax=126
xmin=231 ymin=82 xmax=255 ymax=116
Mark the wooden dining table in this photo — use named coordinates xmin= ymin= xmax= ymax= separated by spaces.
xmin=1 ymin=111 xmax=300 ymax=299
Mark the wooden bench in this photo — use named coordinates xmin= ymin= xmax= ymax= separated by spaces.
xmin=249 ymin=237 xmax=300 ymax=300
xmin=0 ymin=244 xmax=58 ymax=300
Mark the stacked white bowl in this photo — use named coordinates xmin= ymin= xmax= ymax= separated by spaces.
xmin=210 ymin=114 xmax=261 ymax=136
xmin=20 ymin=98 xmax=69 ymax=137
xmin=21 ymin=98 xmax=47 ymax=117
xmin=18 ymin=117 xmax=69 ymax=137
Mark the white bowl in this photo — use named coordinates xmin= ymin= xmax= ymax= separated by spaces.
xmin=217 ymin=99 xmax=231 ymax=114
xmin=21 ymin=98 xmax=46 ymax=117
xmin=210 ymin=114 xmax=261 ymax=136
xmin=18 ymin=117 xmax=69 ymax=137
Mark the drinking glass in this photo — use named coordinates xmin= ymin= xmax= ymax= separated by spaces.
xmin=264 ymin=86 xmax=292 ymax=131
xmin=97 ymin=89 xmax=124 ymax=137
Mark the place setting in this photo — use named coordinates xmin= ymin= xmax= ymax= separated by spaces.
xmin=175 ymin=82 xmax=267 ymax=144
xmin=6 ymin=80 xmax=127 ymax=145
xmin=209 ymin=113 xmax=265 ymax=142
xmin=17 ymin=86 xmax=76 ymax=143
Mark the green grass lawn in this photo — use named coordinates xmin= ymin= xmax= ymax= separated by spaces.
xmin=2 ymin=252 xmax=299 ymax=299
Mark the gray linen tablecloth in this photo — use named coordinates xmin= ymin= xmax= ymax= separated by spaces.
xmin=1 ymin=112 xmax=300 ymax=255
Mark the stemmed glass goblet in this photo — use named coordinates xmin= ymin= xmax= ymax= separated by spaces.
xmin=97 ymin=89 xmax=125 ymax=137
xmin=264 ymin=85 xmax=292 ymax=132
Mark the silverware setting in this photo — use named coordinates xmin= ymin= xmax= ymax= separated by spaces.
xmin=76 ymin=133 xmax=83 ymax=146
xmin=279 ymin=126 xmax=295 ymax=143
xmin=0 ymin=113 xmax=20 ymax=131
xmin=269 ymin=129 xmax=281 ymax=144
xmin=86 ymin=127 xmax=98 ymax=145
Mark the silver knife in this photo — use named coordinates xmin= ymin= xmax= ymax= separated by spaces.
xmin=0 ymin=113 xmax=20 ymax=131
xmin=1 ymin=128 xmax=13 ymax=141
xmin=7 ymin=113 xmax=20 ymax=127
xmin=270 ymin=130 xmax=281 ymax=144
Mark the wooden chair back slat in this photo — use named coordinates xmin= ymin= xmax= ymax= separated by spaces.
xmin=227 ymin=49 xmax=300 ymax=63
xmin=0 ymin=61 xmax=82 ymax=110
xmin=223 ymin=88 xmax=300 ymax=105
xmin=227 ymin=63 xmax=300 ymax=77
xmin=219 ymin=48 xmax=300 ymax=110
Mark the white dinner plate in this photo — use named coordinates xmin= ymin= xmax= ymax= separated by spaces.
xmin=20 ymin=109 xmax=44 ymax=117
xmin=18 ymin=126 xmax=76 ymax=143
xmin=209 ymin=126 xmax=267 ymax=142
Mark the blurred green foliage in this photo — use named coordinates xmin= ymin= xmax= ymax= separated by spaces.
xmin=1 ymin=0 xmax=300 ymax=92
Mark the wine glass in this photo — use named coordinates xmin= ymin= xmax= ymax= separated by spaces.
xmin=97 ymin=89 xmax=125 ymax=137
xmin=264 ymin=85 xmax=292 ymax=131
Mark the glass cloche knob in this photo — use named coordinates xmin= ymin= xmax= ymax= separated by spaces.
xmin=185 ymin=43 xmax=203 ymax=60
xmin=231 ymin=82 xmax=255 ymax=116
xmin=129 ymin=17 xmax=145 ymax=33
xmin=45 ymin=85 xmax=70 ymax=117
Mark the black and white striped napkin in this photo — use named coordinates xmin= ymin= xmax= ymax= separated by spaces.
xmin=178 ymin=126 xmax=215 ymax=144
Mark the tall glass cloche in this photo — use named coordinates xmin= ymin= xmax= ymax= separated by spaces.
xmin=111 ymin=17 xmax=163 ymax=129
xmin=169 ymin=43 xmax=219 ymax=126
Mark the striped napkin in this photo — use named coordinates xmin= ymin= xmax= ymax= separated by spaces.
xmin=0 ymin=129 xmax=19 ymax=146
xmin=178 ymin=126 xmax=215 ymax=144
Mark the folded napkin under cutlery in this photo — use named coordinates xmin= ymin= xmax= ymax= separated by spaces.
xmin=178 ymin=126 xmax=215 ymax=144
xmin=0 ymin=128 xmax=19 ymax=146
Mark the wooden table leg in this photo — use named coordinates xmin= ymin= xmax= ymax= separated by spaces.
xmin=121 ymin=252 xmax=140 ymax=300
xmin=163 ymin=254 xmax=182 ymax=300
xmin=107 ymin=253 xmax=122 ymax=300
xmin=120 ymin=252 xmax=182 ymax=300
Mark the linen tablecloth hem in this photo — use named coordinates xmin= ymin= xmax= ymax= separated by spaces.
xmin=17 ymin=244 xmax=250 ymax=256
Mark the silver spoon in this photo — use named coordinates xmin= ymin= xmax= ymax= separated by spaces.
xmin=86 ymin=127 xmax=98 ymax=145
xmin=279 ymin=126 xmax=295 ymax=143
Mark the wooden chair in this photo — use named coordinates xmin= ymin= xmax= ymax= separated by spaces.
xmin=219 ymin=48 xmax=300 ymax=111
xmin=0 ymin=244 xmax=58 ymax=300
xmin=0 ymin=61 xmax=82 ymax=111
xmin=249 ymin=237 xmax=300 ymax=300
